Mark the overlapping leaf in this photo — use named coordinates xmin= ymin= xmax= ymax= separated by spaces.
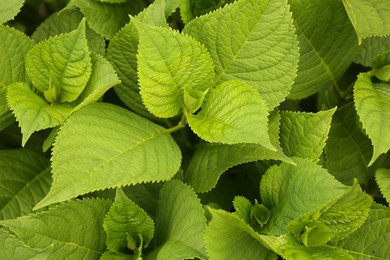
xmin=325 ymin=104 xmax=373 ymax=185
xmin=354 ymin=37 xmax=390 ymax=66
xmin=107 ymin=0 xmax=167 ymax=118
xmin=67 ymin=0 xmax=145 ymax=39
xmin=34 ymin=103 xmax=182 ymax=209
xmin=137 ymin=23 xmax=214 ymax=117
xmin=185 ymin=109 xmax=292 ymax=193
xmin=288 ymin=0 xmax=358 ymax=98
xmin=7 ymin=82 xmax=73 ymax=146
xmin=1 ymin=199 xmax=111 ymax=259
xmin=26 ymin=20 xmax=92 ymax=103
xmin=280 ymin=109 xmax=335 ymax=162
xmin=354 ymin=73 xmax=390 ymax=165
xmin=184 ymin=0 xmax=299 ymax=110
xmin=0 ymin=0 xmax=24 ymax=24
xmin=375 ymin=169 xmax=390 ymax=205
xmin=148 ymin=181 xmax=207 ymax=259
xmin=0 ymin=149 xmax=51 ymax=220
xmin=0 ymin=25 xmax=34 ymax=130
xmin=180 ymin=0 xmax=227 ymax=23
xmin=187 ymin=80 xmax=273 ymax=147
xmin=342 ymin=0 xmax=390 ymax=43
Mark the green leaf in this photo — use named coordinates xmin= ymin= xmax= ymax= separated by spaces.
xmin=180 ymin=0 xmax=227 ymax=24
xmin=103 ymin=188 xmax=154 ymax=254
xmin=94 ymin=0 xmax=128 ymax=3
xmin=136 ymin=23 xmax=214 ymax=117
xmin=334 ymin=204 xmax=390 ymax=259
xmin=185 ymin=109 xmax=293 ymax=193
xmin=6 ymin=82 xmax=73 ymax=146
xmin=184 ymin=0 xmax=299 ymax=110
xmin=260 ymin=158 xmax=356 ymax=235
xmin=151 ymin=180 xmax=207 ymax=259
xmin=288 ymin=0 xmax=359 ymax=98
xmin=0 ymin=0 xmax=24 ymax=24
xmin=146 ymin=240 xmax=206 ymax=260
xmin=354 ymin=37 xmax=390 ymax=66
xmin=0 ymin=149 xmax=51 ymax=220
xmin=0 ymin=229 xmax=51 ymax=260
xmin=375 ymin=168 xmax=390 ymax=205
xmin=26 ymin=20 xmax=92 ymax=103
xmin=34 ymin=103 xmax=181 ymax=209
xmin=32 ymin=9 xmax=106 ymax=55
xmin=251 ymin=202 xmax=270 ymax=228
xmin=279 ymin=108 xmax=336 ymax=162
xmin=342 ymin=0 xmax=390 ymax=44
xmin=187 ymin=80 xmax=273 ymax=148
xmin=288 ymin=180 xmax=372 ymax=245
xmin=107 ymin=0 xmax=167 ymax=118
xmin=354 ymin=73 xmax=390 ymax=165
xmin=325 ymin=104 xmax=373 ymax=185
xmin=1 ymin=199 xmax=111 ymax=259
xmin=67 ymin=0 xmax=145 ymax=39
xmin=74 ymin=53 xmax=121 ymax=110
xmin=206 ymin=208 xmax=277 ymax=259
xmin=233 ymin=196 xmax=253 ymax=225
xmin=371 ymin=50 xmax=390 ymax=81
xmin=0 ymin=26 xmax=34 ymax=130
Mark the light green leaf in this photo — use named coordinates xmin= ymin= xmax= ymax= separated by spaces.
xmin=0 ymin=0 xmax=24 ymax=24
xmin=165 ymin=0 xmax=180 ymax=16
xmin=342 ymin=0 xmax=390 ymax=44
xmin=354 ymin=73 xmax=390 ymax=165
xmin=26 ymin=20 xmax=92 ymax=103
xmin=32 ymin=9 xmax=106 ymax=55
xmin=233 ymin=196 xmax=253 ymax=225
xmin=180 ymin=0 xmax=227 ymax=24
xmin=1 ymin=199 xmax=111 ymax=259
xmin=184 ymin=0 xmax=299 ymax=110
xmin=288 ymin=0 xmax=359 ymax=98
xmin=280 ymin=108 xmax=336 ymax=162
xmin=0 ymin=229 xmax=51 ymax=260
xmin=35 ymin=103 xmax=181 ymax=209
xmin=206 ymin=208 xmax=277 ymax=259
xmin=67 ymin=0 xmax=145 ymax=39
xmin=74 ymin=53 xmax=121 ymax=110
xmin=260 ymin=158 xmax=350 ymax=235
xmin=0 ymin=149 xmax=51 ymax=220
xmin=187 ymin=80 xmax=273 ymax=148
xmin=146 ymin=240 xmax=206 ymax=260
xmin=325 ymin=104 xmax=373 ymax=185
xmin=375 ymin=169 xmax=390 ymax=205
xmin=334 ymin=204 xmax=390 ymax=259
xmin=152 ymin=181 xmax=207 ymax=259
xmin=107 ymin=0 xmax=167 ymax=118
xmin=371 ymin=50 xmax=390 ymax=81
xmin=354 ymin=37 xmax=390 ymax=66
xmin=184 ymin=109 xmax=293 ymax=193
xmin=103 ymin=188 xmax=154 ymax=253
xmin=6 ymin=82 xmax=73 ymax=146
xmin=0 ymin=26 xmax=34 ymax=130
xmin=288 ymin=180 xmax=372 ymax=245
xmin=136 ymin=23 xmax=214 ymax=117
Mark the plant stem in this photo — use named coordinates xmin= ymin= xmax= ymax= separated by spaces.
xmin=166 ymin=115 xmax=187 ymax=133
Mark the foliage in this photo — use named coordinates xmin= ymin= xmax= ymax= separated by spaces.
xmin=1 ymin=0 xmax=390 ymax=259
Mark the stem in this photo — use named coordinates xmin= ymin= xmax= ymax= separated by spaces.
xmin=166 ymin=115 xmax=187 ymax=133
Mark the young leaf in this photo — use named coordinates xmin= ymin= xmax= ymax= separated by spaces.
xmin=0 ymin=25 xmax=34 ymax=130
xmin=0 ymin=0 xmax=24 ymax=24
xmin=206 ymin=208 xmax=277 ymax=259
xmin=103 ymin=188 xmax=154 ymax=254
xmin=107 ymin=0 xmax=167 ymax=118
xmin=180 ymin=0 xmax=227 ymax=23
xmin=334 ymin=204 xmax=390 ymax=259
xmin=0 ymin=229 xmax=52 ymax=260
xmin=0 ymin=149 xmax=51 ymax=220
xmin=67 ymin=0 xmax=145 ymax=39
xmin=342 ymin=0 xmax=390 ymax=44
xmin=280 ymin=109 xmax=335 ymax=162
xmin=149 ymin=180 xmax=207 ymax=259
xmin=35 ymin=103 xmax=181 ymax=209
xmin=26 ymin=20 xmax=92 ymax=103
xmin=184 ymin=0 xmax=299 ymax=110
xmin=32 ymin=9 xmax=105 ymax=55
xmin=187 ymin=80 xmax=273 ymax=148
xmin=233 ymin=196 xmax=253 ymax=225
xmin=354 ymin=73 xmax=390 ymax=165
xmin=6 ymin=82 xmax=73 ymax=146
xmin=260 ymin=158 xmax=352 ymax=235
xmin=136 ymin=23 xmax=214 ymax=117
xmin=371 ymin=50 xmax=390 ymax=81
xmin=375 ymin=168 xmax=390 ymax=205
xmin=325 ymin=104 xmax=373 ymax=185
xmin=0 ymin=199 xmax=111 ymax=259
xmin=288 ymin=0 xmax=359 ymax=98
